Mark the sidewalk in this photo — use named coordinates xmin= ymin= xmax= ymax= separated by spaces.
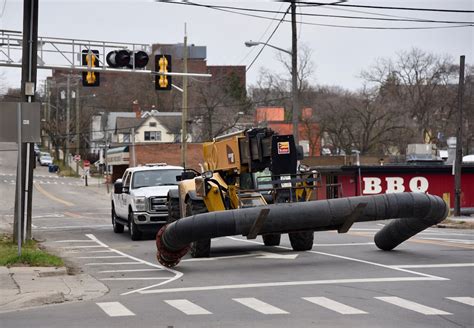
xmin=0 ymin=266 xmax=108 ymax=313
xmin=437 ymin=215 xmax=474 ymax=229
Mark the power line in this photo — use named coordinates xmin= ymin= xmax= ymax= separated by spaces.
xmin=297 ymin=2 xmax=474 ymax=14
xmin=246 ymin=5 xmax=291 ymax=72
xmin=162 ymin=1 xmax=473 ymax=30
xmin=164 ymin=1 xmax=474 ymax=24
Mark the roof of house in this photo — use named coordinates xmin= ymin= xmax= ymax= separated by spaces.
xmin=115 ymin=116 xmax=182 ymax=135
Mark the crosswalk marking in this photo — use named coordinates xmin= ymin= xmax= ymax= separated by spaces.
xmin=446 ymin=297 xmax=474 ymax=306
xmin=375 ymin=297 xmax=452 ymax=315
xmin=233 ymin=298 xmax=288 ymax=314
xmin=165 ymin=299 xmax=212 ymax=315
xmin=303 ymin=297 xmax=367 ymax=314
xmin=97 ymin=302 xmax=135 ymax=317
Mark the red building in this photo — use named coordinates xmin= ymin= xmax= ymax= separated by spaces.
xmin=314 ymin=164 xmax=474 ymax=213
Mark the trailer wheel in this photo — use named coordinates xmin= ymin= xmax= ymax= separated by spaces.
xmin=185 ymin=199 xmax=211 ymax=258
xmin=167 ymin=197 xmax=180 ymax=223
xmin=289 ymin=231 xmax=314 ymax=251
xmin=262 ymin=234 xmax=281 ymax=246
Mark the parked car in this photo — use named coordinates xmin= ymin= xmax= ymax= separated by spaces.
xmin=111 ymin=163 xmax=184 ymax=240
xmin=39 ymin=153 xmax=53 ymax=166
xmin=34 ymin=144 xmax=40 ymax=156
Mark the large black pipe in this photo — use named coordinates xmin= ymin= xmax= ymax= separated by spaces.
xmin=156 ymin=192 xmax=448 ymax=267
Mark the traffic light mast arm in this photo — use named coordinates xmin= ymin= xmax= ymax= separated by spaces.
xmin=0 ymin=62 xmax=212 ymax=77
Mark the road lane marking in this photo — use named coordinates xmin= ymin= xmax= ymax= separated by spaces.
xmin=55 ymin=240 xmax=96 ymax=243
xmin=446 ymin=297 xmax=474 ymax=306
xmin=182 ymin=251 xmax=298 ymax=262
xmin=98 ymin=269 xmax=164 ymax=273
xmin=85 ymin=262 xmax=141 ymax=266
xmin=313 ymin=242 xmax=374 ymax=246
xmin=62 ymin=245 xmax=105 ymax=249
xmin=302 ymin=297 xmax=367 ymax=314
xmin=140 ymin=277 xmax=441 ymax=295
xmin=76 ymin=256 xmax=125 ymax=259
xmin=97 ymin=302 xmax=135 ymax=317
xmin=233 ymin=298 xmax=288 ymax=314
xmin=64 ymin=211 xmax=83 ymax=218
xmin=83 ymin=234 xmax=183 ymax=296
xmin=34 ymin=225 xmax=110 ymax=230
xmin=375 ymin=297 xmax=452 ymax=315
xmin=227 ymin=237 xmax=448 ymax=281
xmin=34 ymin=182 xmax=74 ymax=206
xmin=100 ymin=277 xmax=170 ymax=281
xmin=390 ymin=263 xmax=474 ymax=269
xmin=165 ymin=299 xmax=212 ymax=315
xmin=421 ymin=237 xmax=473 ymax=244
xmin=65 ymin=250 xmax=114 ymax=254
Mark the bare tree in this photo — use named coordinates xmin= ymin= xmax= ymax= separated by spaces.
xmin=192 ymin=72 xmax=251 ymax=141
xmin=361 ymin=48 xmax=459 ymax=147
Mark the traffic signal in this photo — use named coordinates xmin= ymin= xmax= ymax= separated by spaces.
xmin=106 ymin=50 xmax=149 ymax=69
xmin=82 ymin=50 xmax=100 ymax=87
xmin=155 ymin=54 xmax=172 ymax=91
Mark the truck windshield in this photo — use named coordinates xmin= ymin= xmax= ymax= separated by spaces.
xmin=132 ymin=169 xmax=182 ymax=189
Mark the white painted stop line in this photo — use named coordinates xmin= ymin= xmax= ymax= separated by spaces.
xmin=303 ymin=297 xmax=367 ymax=314
xmin=375 ymin=297 xmax=452 ymax=315
xmin=165 ymin=299 xmax=212 ymax=315
xmin=97 ymin=302 xmax=135 ymax=317
xmin=233 ymin=298 xmax=288 ymax=314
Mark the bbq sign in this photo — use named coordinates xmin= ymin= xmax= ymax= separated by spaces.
xmin=362 ymin=176 xmax=429 ymax=194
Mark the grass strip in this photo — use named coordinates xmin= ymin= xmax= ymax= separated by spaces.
xmin=0 ymin=234 xmax=63 ymax=267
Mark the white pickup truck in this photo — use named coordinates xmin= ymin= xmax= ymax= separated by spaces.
xmin=111 ymin=164 xmax=183 ymax=240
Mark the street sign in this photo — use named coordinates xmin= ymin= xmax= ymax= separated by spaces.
xmin=74 ymin=154 xmax=81 ymax=161
xmin=83 ymin=160 xmax=90 ymax=168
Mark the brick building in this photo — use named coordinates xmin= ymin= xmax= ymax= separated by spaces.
xmin=255 ymin=107 xmax=320 ymax=156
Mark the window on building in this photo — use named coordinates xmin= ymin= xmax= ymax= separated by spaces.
xmin=122 ymin=133 xmax=130 ymax=143
xmin=149 ymin=122 xmax=157 ymax=127
xmin=144 ymin=131 xmax=162 ymax=141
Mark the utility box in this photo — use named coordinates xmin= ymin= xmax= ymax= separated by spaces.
xmin=0 ymin=102 xmax=41 ymax=143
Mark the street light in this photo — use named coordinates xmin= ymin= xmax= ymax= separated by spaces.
xmin=245 ymin=40 xmax=299 ymax=144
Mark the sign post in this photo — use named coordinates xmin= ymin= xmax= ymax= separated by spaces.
xmin=83 ymin=160 xmax=90 ymax=186
xmin=16 ymin=103 xmax=22 ymax=256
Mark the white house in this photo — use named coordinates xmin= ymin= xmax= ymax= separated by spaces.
xmin=115 ymin=114 xmax=182 ymax=144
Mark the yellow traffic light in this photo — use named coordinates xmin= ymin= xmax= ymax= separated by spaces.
xmin=155 ymin=54 xmax=172 ymax=91
xmin=82 ymin=50 xmax=100 ymax=87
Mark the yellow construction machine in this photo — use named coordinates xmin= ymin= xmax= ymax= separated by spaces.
xmin=166 ymin=128 xmax=319 ymax=258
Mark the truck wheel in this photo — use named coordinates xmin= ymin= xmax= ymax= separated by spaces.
xmin=186 ymin=199 xmax=211 ymax=257
xmin=289 ymin=231 xmax=314 ymax=251
xmin=111 ymin=204 xmax=124 ymax=233
xmin=262 ymin=234 xmax=281 ymax=246
xmin=167 ymin=197 xmax=180 ymax=223
xmin=129 ymin=211 xmax=142 ymax=241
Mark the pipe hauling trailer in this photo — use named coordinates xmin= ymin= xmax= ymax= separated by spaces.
xmin=156 ymin=128 xmax=448 ymax=267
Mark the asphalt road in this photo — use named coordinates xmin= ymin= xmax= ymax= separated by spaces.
xmin=0 ymin=143 xmax=473 ymax=328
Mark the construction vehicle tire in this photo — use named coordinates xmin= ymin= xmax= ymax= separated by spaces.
xmin=167 ymin=196 xmax=180 ymax=223
xmin=289 ymin=231 xmax=314 ymax=251
xmin=262 ymin=234 xmax=281 ymax=246
xmin=186 ymin=199 xmax=211 ymax=258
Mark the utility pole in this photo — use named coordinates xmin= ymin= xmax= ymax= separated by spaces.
xmin=75 ymin=84 xmax=80 ymax=155
xmin=131 ymin=127 xmax=136 ymax=167
xmin=65 ymin=74 xmax=70 ymax=165
xmin=14 ymin=0 xmax=39 ymax=244
xmin=46 ymin=79 xmax=52 ymax=153
xmin=454 ymin=55 xmax=465 ymax=217
xmin=181 ymin=23 xmax=188 ymax=169
xmin=290 ymin=0 xmax=299 ymax=145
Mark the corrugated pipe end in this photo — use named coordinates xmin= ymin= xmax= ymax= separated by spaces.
xmin=156 ymin=224 xmax=190 ymax=268
xmin=374 ymin=194 xmax=449 ymax=251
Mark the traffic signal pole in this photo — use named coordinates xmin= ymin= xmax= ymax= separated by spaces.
xmin=291 ymin=0 xmax=299 ymax=145
xmin=181 ymin=24 xmax=188 ymax=169
xmin=14 ymin=0 xmax=39 ymax=245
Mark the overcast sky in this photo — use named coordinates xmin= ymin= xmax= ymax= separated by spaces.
xmin=0 ymin=0 xmax=472 ymax=93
